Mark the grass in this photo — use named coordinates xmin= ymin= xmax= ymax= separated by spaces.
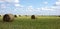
xmin=0 ymin=16 xmax=60 ymax=29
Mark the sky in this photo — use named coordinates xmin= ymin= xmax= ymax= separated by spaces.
xmin=0 ymin=0 xmax=60 ymax=15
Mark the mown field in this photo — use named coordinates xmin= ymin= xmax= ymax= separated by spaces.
xmin=0 ymin=16 xmax=60 ymax=29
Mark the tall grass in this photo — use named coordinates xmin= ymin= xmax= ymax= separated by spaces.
xmin=0 ymin=16 xmax=60 ymax=29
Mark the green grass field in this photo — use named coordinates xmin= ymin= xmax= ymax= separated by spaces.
xmin=0 ymin=16 xmax=60 ymax=29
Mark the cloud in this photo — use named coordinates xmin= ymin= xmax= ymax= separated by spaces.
xmin=14 ymin=3 xmax=24 ymax=8
xmin=56 ymin=2 xmax=60 ymax=6
xmin=0 ymin=4 xmax=6 ymax=9
xmin=5 ymin=0 xmax=14 ymax=2
xmin=27 ymin=6 xmax=56 ymax=12
xmin=27 ymin=6 xmax=33 ymax=11
xmin=53 ymin=0 xmax=60 ymax=11
xmin=0 ymin=0 xmax=59 ymax=15
xmin=14 ymin=0 xmax=19 ymax=3
xmin=35 ymin=8 xmax=42 ymax=11
xmin=43 ymin=2 xmax=48 ymax=4
xmin=15 ymin=4 xmax=20 ymax=7
xmin=0 ymin=0 xmax=19 ymax=3
xmin=53 ymin=6 xmax=60 ymax=10
xmin=27 ymin=6 xmax=33 ymax=9
xmin=28 ymin=6 xmax=33 ymax=7
xmin=41 ymin=7 xmax=55 ymax=11
xmin=0 ymin=0 xmax=5 ymax=3
xmin=53 ymin=0 xmax=60 ymax=10
xmin=37 ymin=8 xmax=41 ymax=10
xmin=26 ymin=6 xmax=41 ymax=12
xmin=55 ymin=0 xmax=60 ymax=6
xmin=57 ymin=0 xmax=60 ymax=1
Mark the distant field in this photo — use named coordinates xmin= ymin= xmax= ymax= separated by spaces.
xmin=0 ymin=16 xmax=60 ymax=29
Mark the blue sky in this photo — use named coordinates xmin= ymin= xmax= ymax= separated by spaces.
xmin=20 ymin=0 xmax=56 ymax=7
xmin=0 ymin=0 xmax=60 ymax=15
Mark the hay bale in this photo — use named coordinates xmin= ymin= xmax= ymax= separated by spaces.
xmin=59 ymin=16 xmax=60 ymax=17
xmin=14 ymin=15 xmax=17 ymax=17
xmin=3 ymin=14 xmax=14 ymax=22
xmin=25 ymin=15 xmax=28 ymax=17
xmin=31 ymin=15 xmax=35 ymax=19
xmin=0 ymin=15 xmax=1 ymax=17
xmin=19 ymin=15 xmax=21 ymax=17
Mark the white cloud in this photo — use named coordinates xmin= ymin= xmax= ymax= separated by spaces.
xmin=43 ymin=2 xmax=48 ymax=4
xmin=27 ymin=6 xmax=34 ymax=11
xmin=36 ymin=8 xmax=41 ymax=11
xmin=27 ymin=6 xmax=33 ymax=9
xmin=28 ymin=6 xmax=33 ymax=8
xmin=0 ymin=0 xmax=5 ymax=3
xmin=37 ymin=8 xmax=41 ymax=10
xmin=5 ymin=0 xmax=14 ymax=2
xmin=57 ymin=0 xmax=60 ymax=1
xmin=55 ymin=0 xmax=60 ymax=6
xmin=14 ymin=3 xmax=24 ymax=8
xmin=37 ymin=8 xmax=40 ymax=9
xmin=27 ymin=6 xmax=56 ymax=12
xmin=51 ymin=6 xmax=60 ymax=10
xmin=14 ymin=0 xmax=19 ymax=3
xmin=1 ymin=4 xmax=6 ymax=8
xmin=0 ymin=0 xmax=19 ymax=3
xmin=56 ymin=2 xmax=60 ymax=6
xmin=53 ymin=0 xmax=60 ymax=10
xmin=27 ymin=6 xmax=41 ymax=11
xmin=15 ymin=4 xmax=20 ymax=7
xmin=41 ymin=7 xmax=54 ymax=11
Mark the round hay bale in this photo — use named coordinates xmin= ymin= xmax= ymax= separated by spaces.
xmin=59 ymin=16 xmax=60 ymax=17
xmin=0 ymin=15 xmax=1 ymax=17
xmin=19 ymin=15 xmax=21 ymax=17
xmin=14 ymin=15 xmax=17 ymax=17
xmin=31 ymin=15 xmax=35 ymax=19
xmin=3 ymin=14 xmax=14 ymax=22
xmin=25 ymin=15 xmax=28 ymax=17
